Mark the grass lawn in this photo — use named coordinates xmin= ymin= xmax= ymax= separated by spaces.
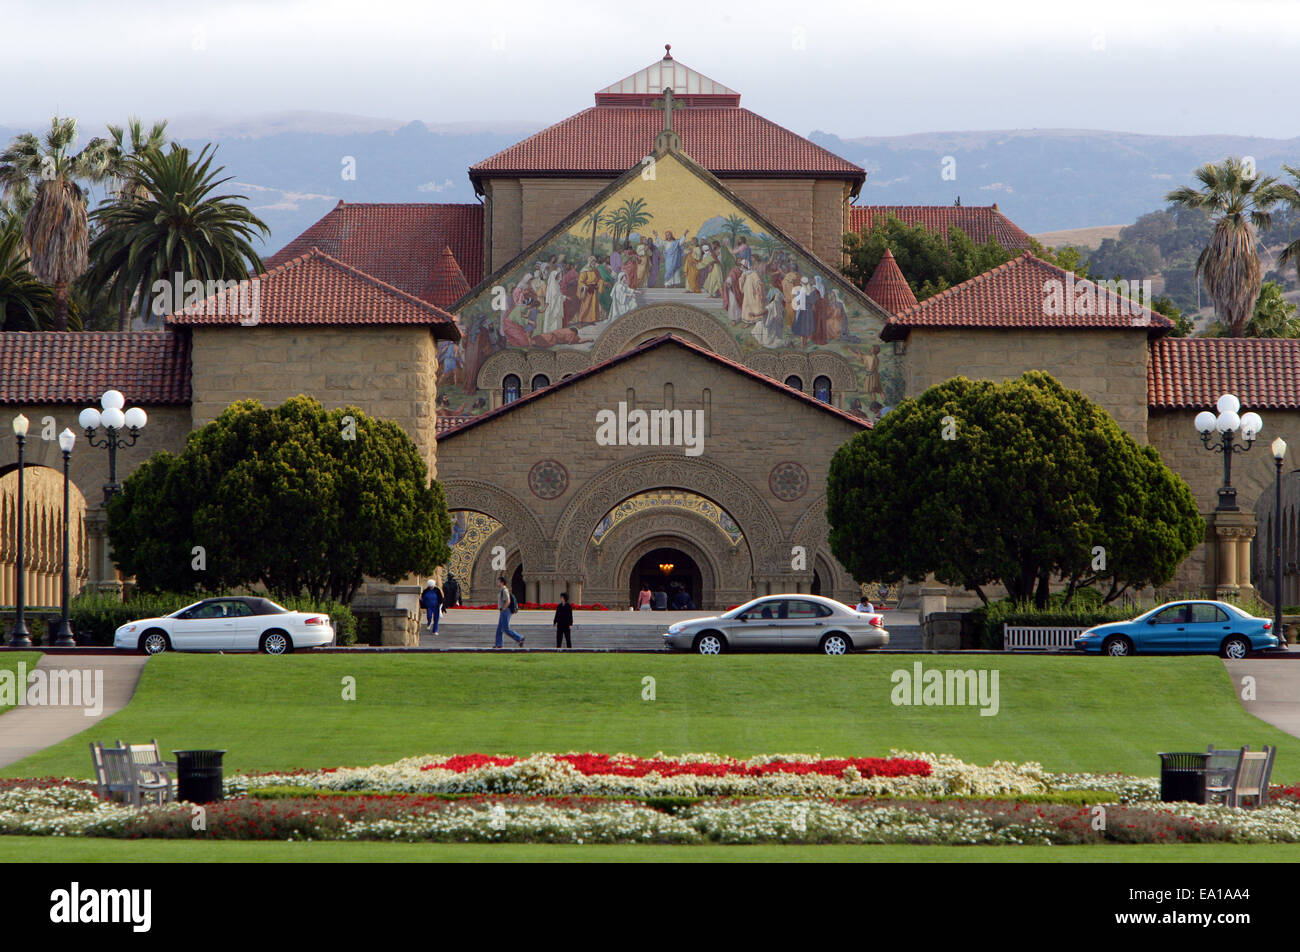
xmin=8 ymin=837 xmax=1300 ymax=863
xmin=0 ymin=652 xmax=42 ymax=715
xmin=4 ymin=652 xmax=1296 ymax=780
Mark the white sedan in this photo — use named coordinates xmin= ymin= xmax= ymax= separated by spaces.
xmin=115 ymin=597 xmax=335 ymax=655
xmin=662 ymin=594 xmax=890 ymax=655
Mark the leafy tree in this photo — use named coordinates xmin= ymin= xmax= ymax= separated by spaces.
xmin=723 ymin=213 xmax=751 ymax=244
xmin=98 ymin=116 xmax=169 ymax=330
xmin=86 ymin=143 xmax=267 ymax=325
xmin=1207 ymin=281 xmax=1300 ymax=338
xmin=0 ymin=117 xmax=112 ymax=329
xmin=827 ymin=372 xmax=1203 ymax=607
xmin=1166 ymin=156 xmax=1282 ymax=336
xmin=0 ymin=211 xmax=57 ymax=330
xmin=584 ymin=204 xmax=607 ymax=256
xmin=1275 ymin=163 xmax=1300 ymax=283
xmin=108 ymin=396 xmax=452 ymax=602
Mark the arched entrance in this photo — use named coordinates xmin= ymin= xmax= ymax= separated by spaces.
xmin=629 ymin=546 xmax=701 ymax=610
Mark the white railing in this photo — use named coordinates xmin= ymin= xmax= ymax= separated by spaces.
xmin=1003 ymin=625 xmax=1089 ymax=650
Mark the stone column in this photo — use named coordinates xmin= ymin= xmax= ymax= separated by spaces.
xmin=1210 ymin=510 xmax=1256 ymax=598
xmin=83 ymin=508 xmax=123 ymax=597
xmin=918 ymin=584 xmax=948 ymax=622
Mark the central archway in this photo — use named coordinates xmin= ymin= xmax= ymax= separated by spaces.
xmin=628 ymin=546 xmax=702 ymax=611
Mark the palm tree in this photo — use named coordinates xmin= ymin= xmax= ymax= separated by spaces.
xmin=1165 ymin=157 xmax=1282 ymax=336
xmin=0 ymin=210 xmax=57 ymax=330
xmin=1274 ymin=163 xmax=1300 ymax=283
xmin=87 ymin=143 xmax=269 ymax=325
xmin=0 ymin=117 xmax=112 ymax=330
xmin=723 ymin=213 xmax=751 ymax=244
xmin=612 ymin=196 xmax=653 ymax=247
xmin=584 ymin=204 xmax=607 ymax=256
xmin=100 ymin=117 xmax=169 ymax=330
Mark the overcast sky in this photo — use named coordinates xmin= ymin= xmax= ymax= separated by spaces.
xmin=3 ymin=0 xmax=1298 ymax=140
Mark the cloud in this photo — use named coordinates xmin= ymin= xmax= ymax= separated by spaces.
xmin=417 ymin=178 xmax=456 ymax=193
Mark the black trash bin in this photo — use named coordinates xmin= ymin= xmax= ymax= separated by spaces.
xmin=1158 ymin=751 xmax=1208 ymax=804
xmin=173 ymin=749 xmax=227 ymax=804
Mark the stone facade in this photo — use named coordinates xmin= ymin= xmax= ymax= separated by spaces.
xmin=902 ymin=328 xmax=1152 ymax=442
xmin=436 ymin=339 xmax=865 ymax=609
xmin=188 ymin=325 xmax=442 ymax=477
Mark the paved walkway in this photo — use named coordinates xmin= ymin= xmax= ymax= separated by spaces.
xmin=0 ymin=655 xmax=148 ymax=768
xmin=1224 ymin=658 xmax=1300 ymax=739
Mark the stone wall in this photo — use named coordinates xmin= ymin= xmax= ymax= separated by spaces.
xmin=903 ymin=328 xmax=1152 ymax=442
xmin=189 ymin=325 xmax=442 ymax=477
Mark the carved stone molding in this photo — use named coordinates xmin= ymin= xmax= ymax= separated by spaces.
xmin=588 ymin=304 xmax=743 ymax=364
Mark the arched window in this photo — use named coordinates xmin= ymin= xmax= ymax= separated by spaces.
xmin=813 ymin=375 xmax=832 ymax=404
xmin=531 ymin=374 xmax=550 ymax=392
xmin=784 ymin=375 xmax=803 ymax=391
xmin=502 ymin=374 xmax=521 ymax=404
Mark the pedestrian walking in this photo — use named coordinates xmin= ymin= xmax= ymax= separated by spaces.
xmin=443 ymin=572 xmax=461 ymax=609
xmin=637 ymin=585 xmax=652 ymax=612
xmin=553 ymin=592 xmax=574 ymax=649
xmin=419 ymin=578 xmax=443 ymax=635
xmin=495 ymin=576 xmax=524 ymax=648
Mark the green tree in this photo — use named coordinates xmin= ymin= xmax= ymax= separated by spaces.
xmin=1274 ymin=163 xmax=1300 ymax=283
xmin=1166 ymin=156 xmax=1282 ymax=336
xmin=0 ymin=117 xmax=112 ymax=330
xmin=1208 ymin=281 xmax=1300 ymax=338
xmin=584 ymin=204 xmax=608 ymax=256
xmin=0 ymin=210 xmax=57 ymax=330
xmin=826 ymin=372 xmax=1203 ymax=607
xmin=86 ymin=143 xmax=268 ymax=325
xmin=98 ymin=116 xmax=169 ymax=330
xmin=723 ymin=213 xmax=751 ymax=244
xmin=108 ymin=396 xmax=452 ymax=602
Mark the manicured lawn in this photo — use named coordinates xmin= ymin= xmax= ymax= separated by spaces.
xmin=4 ymin=653 xmax=1296 ymax=780
xmin=0 ymin=652 xmax=42 ymax=715
xmin=6 ymin=836 xmax=1300 ymax=862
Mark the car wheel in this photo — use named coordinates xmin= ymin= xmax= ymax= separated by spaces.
xmin=694 ymin=632 xmax=725 ymax=655
xmin=139 ymin=630 xmax=170 ymax=655
xmin=1221 ymin=636 xmax=1250 ymax=660
xmin=1102 ymin=635 xmax=1133 ymax=657
xmin=260 ymin=630 xmax=293 ymax=655
xmin=820 ymin=633 xmax=850 ymax=655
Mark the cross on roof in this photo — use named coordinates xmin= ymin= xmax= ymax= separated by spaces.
xmin=651 ymin=87 xmax=683 ymax=133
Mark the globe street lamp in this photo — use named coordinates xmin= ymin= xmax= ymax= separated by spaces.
xmin=1273 ymin=436 xmax=1289 ymax=648
xmin=79 ymin=390 xmax=147 ymax=503
xmin=1194 ymin=394 xmax=1262 ymax=512
xmin=52 ymin=428 xmax=77 ymax=648
xmin=9 ymin=414 xmax=30 ymax=648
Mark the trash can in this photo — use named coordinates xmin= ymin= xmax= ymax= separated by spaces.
xmin=173 ymin=749 xmax=227 ymax=804
xmin=1158 ymin=751 xmax=1208 ymax=804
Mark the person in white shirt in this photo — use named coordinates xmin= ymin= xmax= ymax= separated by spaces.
xmin=855 ymin=599 xmax=874 ymax=613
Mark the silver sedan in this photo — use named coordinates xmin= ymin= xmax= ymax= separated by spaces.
xmin=662 ymin=594 xmax=889 ymax=655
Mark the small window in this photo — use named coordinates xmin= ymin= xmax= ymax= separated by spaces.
xmin=531 ymin=374 xmax=550 ymax=391
xmin=503 ymin=374 xmax=521 ymax=404
xmin=784 ymin=375 xmax=803 ymax=391
xmin=813 ymin=375 xmax=832 ymax=403
xmin=1192 ymin=604 xmax=1229 ymax=623
xmin=1152 ymin=604 xmax=1188 ymax=625
xmin=786 ymin=600 xmax=823 ymax=619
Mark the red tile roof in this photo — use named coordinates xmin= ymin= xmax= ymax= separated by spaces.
xmin=469 ymin=107 xmax=864 ymax=185
xmin=863 ymin=249 xmax=918 ymax=316
xmin=266 ymin=202 xmax=484 ymax=302
xmin=849 ymin=204 xmax=1034 ymax=250
xmin=165 ymin=247 xmax=458 ymax=334
xmin=438 ymin=333 xmax=871 ymax=440
xmin=1148 ymin=337 xmax=1300 ymax=410
xmin=881 ymin=253 xmax=1172 ymax=341
xmin=430 ymin=246 xmax=470 ymax=305
xmin=0 ymin=331 xmax=191 ymax=405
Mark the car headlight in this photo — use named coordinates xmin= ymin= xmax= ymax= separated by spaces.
xmin=667 ymin=624 xmax=682 ymax=634
xmin=1078 ymin=629 xmax=1096 ymax=639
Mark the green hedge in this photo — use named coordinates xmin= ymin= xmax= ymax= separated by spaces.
xmin=70 ymin=591 xmax=356 ymax=647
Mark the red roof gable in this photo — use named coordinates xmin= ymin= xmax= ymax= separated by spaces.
xmin=849 ymin=204 xmax=1034 ymax=250
xmin=165 ymin=247 xmax=458 ymax=334
xmin=469 ymin=107 xmax=864 ymax=187
xmin=0 ymin=331 xmax=190 ymax=405
xmin=863 ymin=249 xmax=918 ymax=316
xmin=881 ymin=253 xmax=1172 ymax=340
xmin=1148 ymin=337 xmax=1300 ymax=410
xmin=438 ymin=333 xmax=871 ymax=440
xmin=266 ymin=202 xmax=484 ymax=303
xmin=430 ymin=246 xmax=470 ymax=305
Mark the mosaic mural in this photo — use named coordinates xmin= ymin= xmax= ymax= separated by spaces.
xmin=440 ymin=152 xmax=904 ymax=422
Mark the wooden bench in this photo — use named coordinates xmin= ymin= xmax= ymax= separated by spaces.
xmin=90 ymin=742 xmax=174 ymax=806
xmin=1205 ymin=744 xmax=1275 ymax=808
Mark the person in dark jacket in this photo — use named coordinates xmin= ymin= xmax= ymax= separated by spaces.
xmin=443 ymin=573 xmax=461 ymax=610
xmin=653 ymin=587 xmax=668 ymax=611
xmin=419 ymin=578 xmax=443 ymax=634
xmin=553 ymin=592 xmax=574 ymax=649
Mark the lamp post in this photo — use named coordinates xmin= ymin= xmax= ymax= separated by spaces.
xmin=1194 ymin=394 xmax=1262 ymax=512
xmin=1273 ymin=437 xmax=1289 ymax=647
xmin=9 ymin=414 xmax=30 ymax=649
xmin=52 ymin=428 xmax=77 ymax=648
xmin=79 ymin=390 xmax=147 ymax=503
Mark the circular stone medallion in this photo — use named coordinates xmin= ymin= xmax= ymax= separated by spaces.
xmin=769 ymin=461 xmax=809 ymax=502
xmin=528 ymin=460 xmax=569 ymax=499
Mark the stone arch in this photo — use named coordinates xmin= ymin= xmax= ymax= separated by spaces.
xmin=478 ymin=348 xmax=590 ymax=403
xmin=442 ymin=479 xmax=550 ymax=572
xmin=588 ymin=304 xmax=743 ymax=364
xmin=743 ymin=349 xmax=858 ymax=403
xmin=553 ymin=453 xmax=785 ymax=577
xmin=791 ymin=494 xmax=856 ymax=602
xmin=0 ymin=464 xmax=88 ymax=607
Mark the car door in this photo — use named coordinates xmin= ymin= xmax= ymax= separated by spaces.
xmin=1141 ymin=603 xmax=1191 ymax=652
xmin=728 ymin=599 xmax=786 ymax=649
xmin=169 ymin=601 xmax=227 ymax=650
xmin=226 ymin=600 xmax=260 ymax=650
xmin=1185 ymin=603 xmax=1231 ymax=653
xmin=781 ymin=599 xmax=829 ymax=649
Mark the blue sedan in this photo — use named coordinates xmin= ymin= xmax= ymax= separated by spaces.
xmin=1074 ymin=600 xmax=1279 ymax=658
